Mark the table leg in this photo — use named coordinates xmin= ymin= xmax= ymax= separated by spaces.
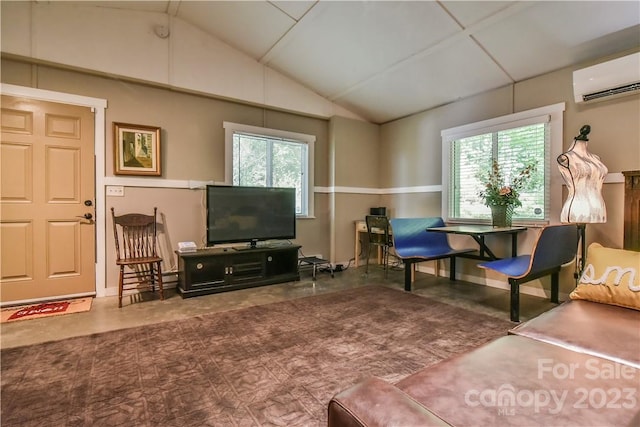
xmin=354 ymin=225 xmax=360 ymax=268
xmin=551 ymin=272 xmax=559 ymax=304
xmin=404 ymin=262 xmax=412 ymax=291
xmin=470 ymin=235 xmax=498 ymax=260
xmin=510 ymin=279 xmax=520 ymax=322
xmin=511 ymin=233 xmax=518 ymax=257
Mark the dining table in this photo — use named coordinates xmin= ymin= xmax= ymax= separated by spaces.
xmin=425 ymin=224 xmax=528 ymax=260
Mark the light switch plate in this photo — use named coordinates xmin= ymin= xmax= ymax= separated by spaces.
xmin=106 ymin=185 xmax=124 ymax=196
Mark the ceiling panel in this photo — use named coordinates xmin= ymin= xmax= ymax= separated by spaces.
xmin=176 ymin=1 xmax=296 ymax=59
xmin=473 ymin=1 xmax=640 ymax=81
xmin=78 ymin=1 xmax=170 ymax=13
xmin=338 ymin=38 xmax=513 ymax=123
xmin=266 ymin=1 xmax=462 ymax=98
xmin=442 ymin=0 xmax=518 ymax=27
xmin=271 ymin=0 xmax=316 ymax=21
xmin=36 ymin=1 xmax=640 ymax=124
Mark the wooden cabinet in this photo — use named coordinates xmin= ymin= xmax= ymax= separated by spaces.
xmin=623 ymin=171 xmax=640 ymax=251
xmin=177 ymin=245 xmax=300 ymax=298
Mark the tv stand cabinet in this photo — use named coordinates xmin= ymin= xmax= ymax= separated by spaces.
xmin=176 ymin=245 xmax=301 ymax=298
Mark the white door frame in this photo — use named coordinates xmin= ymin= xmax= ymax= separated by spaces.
xmin=1 ymin=83 xmax=108 ymax=297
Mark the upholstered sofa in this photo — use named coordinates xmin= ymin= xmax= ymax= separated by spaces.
xmin=328 ymin=244 xmax=640 ymax=426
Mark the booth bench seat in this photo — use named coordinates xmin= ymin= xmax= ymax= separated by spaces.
xmin=389 ymin=217 xmax=475 ymax=291
xmin=479 ymin=224 xmax=579 ymax=321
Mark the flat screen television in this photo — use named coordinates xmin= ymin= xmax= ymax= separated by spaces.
xmin=206 ymin=185 xmax=296 ymax=248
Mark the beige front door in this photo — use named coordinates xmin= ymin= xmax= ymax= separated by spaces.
xmin=1 ymin=95 xmax=96 ymax=303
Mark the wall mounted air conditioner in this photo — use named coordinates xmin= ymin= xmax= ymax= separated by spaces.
xmin=573 ymin=52 xmax=640 ymax=103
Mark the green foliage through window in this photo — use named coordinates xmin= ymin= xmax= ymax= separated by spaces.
xmin=450 ymin=123 xmax=548 ymax=221
xmin=233 ymin=133 xmax=306 ymax=214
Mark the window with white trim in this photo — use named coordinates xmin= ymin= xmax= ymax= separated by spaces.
xmin=441 ymin=103 xmax=565 ymax=224
xmin=223 ymin=122 xmax=315 ymax=217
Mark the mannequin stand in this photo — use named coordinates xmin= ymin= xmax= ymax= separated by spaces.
xmin=576 ymin=223 xmax=586 ymax=284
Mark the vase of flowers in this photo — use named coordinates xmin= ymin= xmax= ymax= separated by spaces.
xmin=478 ymin=160 xmax=537 ymax=227
xmin=490 ymin=204 xmax=513 ymax=227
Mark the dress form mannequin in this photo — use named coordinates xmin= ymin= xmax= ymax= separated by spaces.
xmin=557 ymin=125 xmax=607 ymax=223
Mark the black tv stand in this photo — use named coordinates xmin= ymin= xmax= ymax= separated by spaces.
xmin=176 ymin=245 xmax=300 ymax=298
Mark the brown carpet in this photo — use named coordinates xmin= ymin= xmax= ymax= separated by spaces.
xmin=1 ymin=285 xmax=512 ymax=426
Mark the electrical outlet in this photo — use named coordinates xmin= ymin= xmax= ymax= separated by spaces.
xmin=106 ymin=185 xmax=124 ymax=196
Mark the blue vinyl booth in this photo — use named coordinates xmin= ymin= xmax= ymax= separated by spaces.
xmin=479 ymin=224 xmax=579 ymax=322
xmin=390 ymin=217 xmax=475 ymax=291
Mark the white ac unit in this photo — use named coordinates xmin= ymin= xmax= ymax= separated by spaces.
xmin=573 ymin=52 xmax=640 ymax=103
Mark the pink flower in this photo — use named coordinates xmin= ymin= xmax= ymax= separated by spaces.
xmin=499 ymin=187 xmax=512 ymax=196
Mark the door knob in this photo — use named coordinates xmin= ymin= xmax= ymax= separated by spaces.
xmin=76 ymin=213 xmax=93 ymax=220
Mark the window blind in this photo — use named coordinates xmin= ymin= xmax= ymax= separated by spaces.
xmin=450 ymin=122 xmax=549 ymax=221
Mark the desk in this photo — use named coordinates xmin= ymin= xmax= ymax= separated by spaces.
xmin=425 ymin=225 xmax=527 ymax=260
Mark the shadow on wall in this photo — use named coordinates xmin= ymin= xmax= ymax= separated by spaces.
xmin=157 ymin=212 xmax=178 ymax=273
xmin=108 ymin=209 xmax=178 ymax=285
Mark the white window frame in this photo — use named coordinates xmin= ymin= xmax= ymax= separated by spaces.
xmin=223 ymin=121 xmax=315 ymax=218
xmin=441 ymin=103 xmax=566 ymax=225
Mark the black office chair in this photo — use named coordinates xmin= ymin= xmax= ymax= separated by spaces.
xmin=365 ymin=215 xmax=393 ymax=277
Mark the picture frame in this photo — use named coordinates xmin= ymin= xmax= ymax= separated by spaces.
xmin=113 ymin=122 xmax=161 ymax=176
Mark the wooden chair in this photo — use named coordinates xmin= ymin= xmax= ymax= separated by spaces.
xmin=365 ymin=215 xmax=393 ymax=277
xmin=111 ymin=207 xmax=164 ymax=307
xmin=390 ymin=217 xmax=475 ymax=291
xmin=479 ymin=224 xmax=578 ymax=322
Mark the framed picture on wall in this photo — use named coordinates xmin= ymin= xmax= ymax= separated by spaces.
xmin=113 ymin=122 xmax=161 ymax=176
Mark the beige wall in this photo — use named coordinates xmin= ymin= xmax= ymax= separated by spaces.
xmin=2 ymin=46 xmax=638 ymax=299
xmin=1 ymin=59 xmax=334 ymax=294
xmin=0 ymin=1 xmax=363 ymax=121
xmin=378 ymin=49 xmax=640 ymax=296
xmin=328 ymin=116 xmax=381 ymax=263
xmin=380 ymin=86 xmax=514 ymax=188
xmin=107 ymin=188 xmax=202 ymax=288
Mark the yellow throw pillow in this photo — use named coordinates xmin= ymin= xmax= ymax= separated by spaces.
xmin=570 ymin=243 xmax=640 ymax=311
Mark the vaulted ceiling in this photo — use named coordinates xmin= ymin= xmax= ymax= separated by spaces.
xmin=67 ymin=1 xmax=640 ymax=123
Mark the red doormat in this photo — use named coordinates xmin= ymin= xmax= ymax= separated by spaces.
xmin=1 ymin=297 xmax=92 ymax=323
